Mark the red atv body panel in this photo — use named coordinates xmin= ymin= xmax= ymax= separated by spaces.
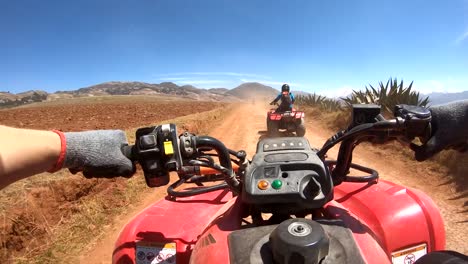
xmin=113 ymin=180 xmax=444 ymax=264
xmin=329 ymin=180 xmax=445 ymax=263
xmin=268 ymin=108 xmax=304 ymax=121
xmin=113 ymin=189 xmax=237 ymax=264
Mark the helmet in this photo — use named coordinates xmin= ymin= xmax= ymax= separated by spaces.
xmin=281 ymin=84 xmax=290 ymax=92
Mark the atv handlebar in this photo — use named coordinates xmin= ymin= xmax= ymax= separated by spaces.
xmin=123 ymin=128 xmax=244 ymax=195
xmin=122 ymin=104 xmax=432 ymax=193
xmin=318 ymin=104 xmax=432 ymax=185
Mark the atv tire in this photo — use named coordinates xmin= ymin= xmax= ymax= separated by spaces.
xmin=268 ymin=120 xmax=280 ymax=137
xmin=296 ymin=119 xmax=306 ymax=137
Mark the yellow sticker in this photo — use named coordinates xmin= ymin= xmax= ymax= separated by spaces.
xmin=164 ymin=141 xmax=174 ymax=155
xmin=135 ymin=241 xmax=176 ymax=264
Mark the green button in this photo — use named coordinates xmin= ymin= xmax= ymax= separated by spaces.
xmin=272 ymin=180 xmax=283 ymax=189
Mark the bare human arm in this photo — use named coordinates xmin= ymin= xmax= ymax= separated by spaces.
xmin=0 ymin=125 xmax=135 ymax=190
xmin=0 ymin=125 xmax=61 ymax=189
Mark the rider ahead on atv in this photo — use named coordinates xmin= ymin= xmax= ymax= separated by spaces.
xmin=270 ymin=84 xmax=295 ymax=112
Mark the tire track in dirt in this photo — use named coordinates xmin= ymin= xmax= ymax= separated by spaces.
xmin=209 ymin=103 xmax=266 ymax=155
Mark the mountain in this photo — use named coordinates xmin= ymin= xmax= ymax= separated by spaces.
xmin=0 ymin=90 xmax=48 ymax=108
xmin=208 ymin=88 xmax=229 ymax=95
xmin=59 ymin=81 xmax=202 ymax=96
xmin=53 ymin=81 xmax=241 ymax=102
xmin=0 ymin=81 xmax=280 ymax=108
xmin=426 ymin=91 xmax=468 ymax=105
xmin=293 ymin=91 xmax=312 ymax=96
xmin=227 ymin=82 xmax=278 ymax=99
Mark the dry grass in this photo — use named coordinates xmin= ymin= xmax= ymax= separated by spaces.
xmin=0 ymin=104 xmax=232 ymax=263
xmin=431 ymin=150 xmax=468 ymax=192
xmin=302 ymin=106 xmax=350 ymax=131
xmin=10 ymin=176 xmax=147 ymax=264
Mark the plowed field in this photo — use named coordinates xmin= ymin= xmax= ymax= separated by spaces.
xmin=0 ymin=96 xmax=222 ymax=131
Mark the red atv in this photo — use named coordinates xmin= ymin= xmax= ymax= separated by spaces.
xmin=267 ymin=103 xmax=305 ymax=137
xmin=113 ymin=104 xmax=456 ymax=264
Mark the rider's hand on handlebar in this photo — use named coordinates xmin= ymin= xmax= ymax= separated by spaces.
xmin=63 ymin=130 xmax=136 ymax=178
xmin=410 ymin=100 xmax=468 ymax=161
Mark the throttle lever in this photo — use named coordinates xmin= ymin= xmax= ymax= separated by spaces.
xmin=394 ymin=104 xmax=432 ymax=144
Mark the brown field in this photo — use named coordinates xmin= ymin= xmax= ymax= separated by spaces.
xmin=0 ymin=96 xmax=230 ymax=263
xmin=0 ymin=95 xmax=223 ymax=131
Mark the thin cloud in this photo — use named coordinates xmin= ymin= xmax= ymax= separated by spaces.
xmin=318 ymin=86 xmax=354 ymax=98
xmin=415 ymin=79 xmax=468 ymax=94
xmin=455 ymin=29 xmax=468 ymax=44
xmin=177 ymin=80 xmax=228 ymax=85
xmin=159 ymin=72 xmax=271 ymax=79
xmin=159 ymin=77 xmax=188 ymax=81
xmin=240 ymin=79 xmax=303 ymax=88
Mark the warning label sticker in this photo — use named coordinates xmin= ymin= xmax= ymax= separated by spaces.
xmin=391 ymin=244 xmax=427 ymax=264
xmin=135 ymin=241 xmax=176 ymax=264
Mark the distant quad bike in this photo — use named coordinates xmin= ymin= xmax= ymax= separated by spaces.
xmin=110 ymin=104 xmax=468 ymax=264
xmin=267 ymin=104 xmax=305 ymax=137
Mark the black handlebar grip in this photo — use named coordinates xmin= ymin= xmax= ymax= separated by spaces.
xmin=122 ymin=145 xmax=135 ymax=161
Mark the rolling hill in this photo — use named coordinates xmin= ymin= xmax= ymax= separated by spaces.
xmin=226 ymin=82 xmax=278 ymax=99
xmin=0 ymin=82 xmax=278 ymax=108
xmin=425 ymin=91 xmax=468 ymax=105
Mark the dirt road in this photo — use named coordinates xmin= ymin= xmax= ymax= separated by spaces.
xmin=82 ymin=103 xmax=467 ymax=263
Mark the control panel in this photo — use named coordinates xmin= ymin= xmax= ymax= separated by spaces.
xmin=242 ymin=137 xmax=333 ymax=212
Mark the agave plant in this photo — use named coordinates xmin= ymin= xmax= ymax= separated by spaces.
xmin=342 ymin=78 xmax=430 ymax=113
xmin=296 ymin=94 xmax=343 ymax=112
xmin=320 ymin=98 xmax=343 ymax=112
xmin=295 ymin=93 xmax=326 ymax=107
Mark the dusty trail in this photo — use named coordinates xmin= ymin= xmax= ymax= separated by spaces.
xmin=82 ymin=103 xmax=466 ymax=263
xmin=209 ymin=102 xmax=266 ymax=154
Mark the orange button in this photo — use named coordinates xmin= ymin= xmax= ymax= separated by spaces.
xmin=257 ymin=180 xmax=269 ymax=190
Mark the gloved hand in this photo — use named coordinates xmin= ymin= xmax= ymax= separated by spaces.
xmin=63 ymin=130 xmax=136 ymax=178
xmin=411 ymin=100 xmax=468 ymax=161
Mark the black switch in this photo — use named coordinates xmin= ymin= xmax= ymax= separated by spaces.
xmin=139 ymin=134 xmax=157 ymax=150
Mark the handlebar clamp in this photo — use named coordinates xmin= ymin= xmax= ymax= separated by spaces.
xmin=179 ymin=132 xmax=197 ymax=158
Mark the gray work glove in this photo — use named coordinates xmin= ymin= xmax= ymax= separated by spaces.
xmin=411 ymin=100 xmax=468 ymax=161
xmin=64 ymin=130 xmax=136 ymax=178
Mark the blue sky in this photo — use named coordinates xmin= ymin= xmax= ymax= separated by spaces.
xmin=1 ymin=0 xmax=467 ymax=96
